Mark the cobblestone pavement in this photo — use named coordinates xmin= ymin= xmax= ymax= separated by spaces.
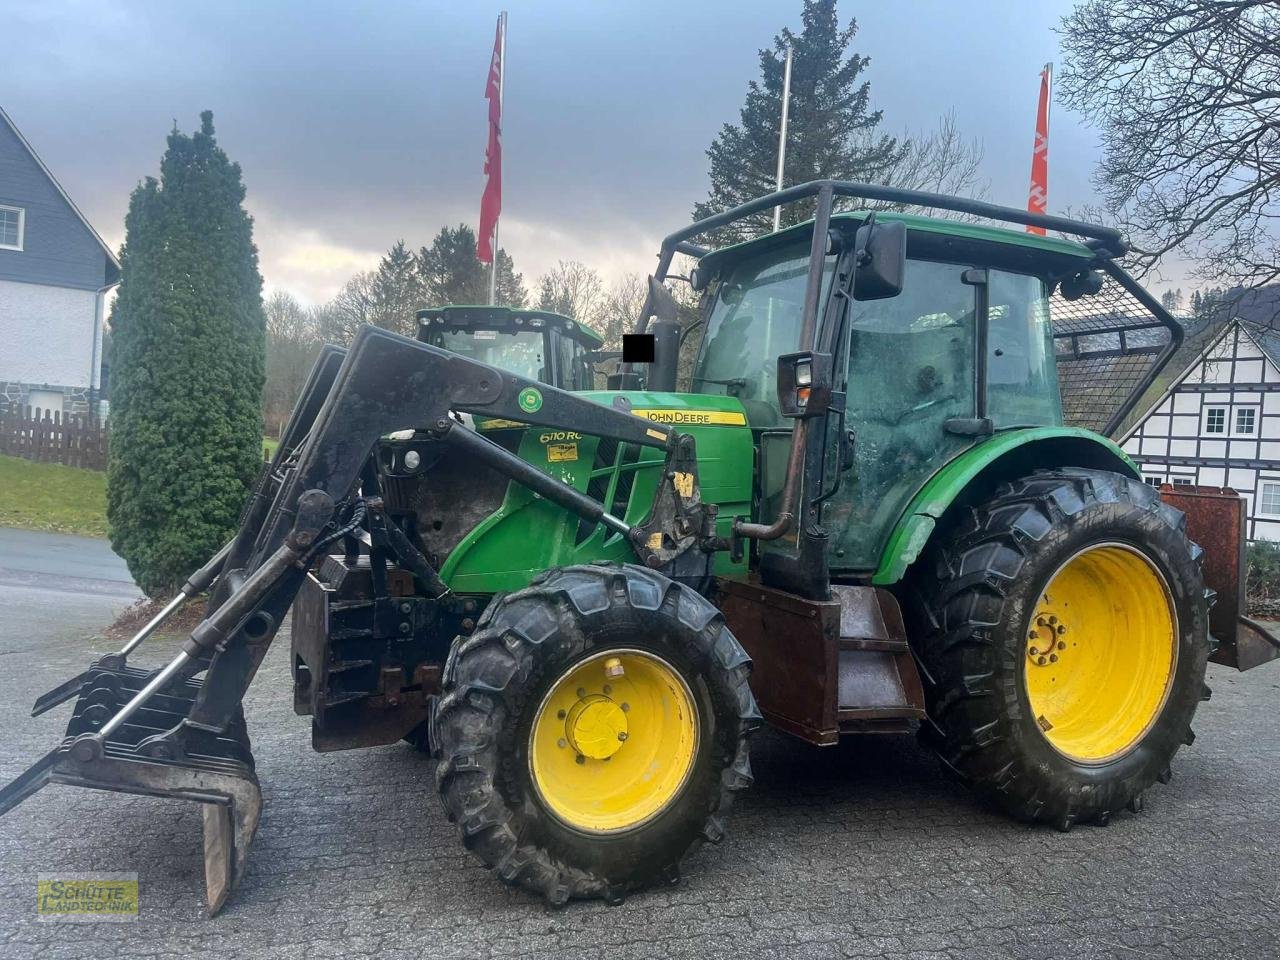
xmin=1 ymin=592 xmax=1279 ymax=960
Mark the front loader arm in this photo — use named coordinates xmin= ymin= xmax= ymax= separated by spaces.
xmin=0 ymin=324 xmax=712 ymax=916
xmin=248 ymin=326 xmax=675 ymax=568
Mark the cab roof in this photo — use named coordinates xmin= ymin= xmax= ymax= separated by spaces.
xmin=416 ymin=305 xmax=604 ymax=348
xmin=696 ymin=210 xmax=1096 ymax=278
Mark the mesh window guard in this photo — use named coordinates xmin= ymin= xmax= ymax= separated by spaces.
xmin=1052 ymin=270 xmax=1177 ymax=437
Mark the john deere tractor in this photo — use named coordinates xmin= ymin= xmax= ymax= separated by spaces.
xmin=415 ymin=303 xmax=602 ymax=391
xmin=4 ymin=182 xmax=1277 ymax=914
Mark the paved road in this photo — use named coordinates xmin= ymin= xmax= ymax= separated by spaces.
xmin=0 ymin=582 xmax=1278 ymax=958
xmin=0 ymin=527 xmax=140 ymax=598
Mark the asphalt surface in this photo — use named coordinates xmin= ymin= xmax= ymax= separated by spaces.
xmin=0 ymin=539 xmax=1278 ymax=959
xmin=0 ymin=527 xmax=139 ymax=598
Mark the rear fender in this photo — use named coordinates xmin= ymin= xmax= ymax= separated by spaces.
xmin=871 ymin=427 xmax=1138 ymax=585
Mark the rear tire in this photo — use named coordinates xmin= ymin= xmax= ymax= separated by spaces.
xmin=433 ymin=563 xmax=759 ymax=905
xmin=911 ymin=468 xmax=1211 ymax=828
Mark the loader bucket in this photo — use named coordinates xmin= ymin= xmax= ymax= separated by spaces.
xmin=0 ymin=662 xmax=260 ymax=915
xmin=1159 ymin=484 xmax=1280 ymax=671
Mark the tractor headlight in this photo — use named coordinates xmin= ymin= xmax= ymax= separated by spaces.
xmin=795 ymin=359 xmax=813 ymax=386
xmin=404 ymin=450 xmax=421 ymax=470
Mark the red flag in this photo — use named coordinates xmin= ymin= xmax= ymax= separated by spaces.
xmin=477 ymin=14 xmax=504 ymax=264
xmin=1026 ymin=63 xmax=1051 ymax=235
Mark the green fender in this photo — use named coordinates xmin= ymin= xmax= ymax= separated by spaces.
xmin=870 ymin=427 xmax=1140 ymax=586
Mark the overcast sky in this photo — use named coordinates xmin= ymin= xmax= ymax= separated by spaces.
xmin=7 ymin=0 xmax=1123 ymax=305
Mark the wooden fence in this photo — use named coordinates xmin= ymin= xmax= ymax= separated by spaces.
xmin=0 ymin=405 xmax=110 ymax=470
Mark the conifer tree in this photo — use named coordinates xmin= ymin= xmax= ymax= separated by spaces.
xmin=416 ymin=224 xmax=526 ymax=308
xmin=693 ymin=0 xmax=905 ymax=239
xmin=108 ymin=112 xmax=266 ymax=597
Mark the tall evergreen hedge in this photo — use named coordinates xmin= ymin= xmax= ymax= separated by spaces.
xmin=107 ymin=112 xmax=265 ymax=597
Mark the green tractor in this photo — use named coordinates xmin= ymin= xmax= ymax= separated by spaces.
xmin=4 ymin=181 xmax=1277 ymax=914
xmin=415 ymin=304 xmax=602 ymax=391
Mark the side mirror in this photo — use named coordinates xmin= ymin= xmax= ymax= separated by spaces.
xmin=852 ymin=217 xmax=907 ymax=301
xmin=1059 ymin=270 xmax=1105 ymax=301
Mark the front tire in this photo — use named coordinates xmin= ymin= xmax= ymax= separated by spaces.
xmin=912 ymin=468 xmax=1211 ymax=828
xmin=433 ymin=563 xmax=758 ymax=905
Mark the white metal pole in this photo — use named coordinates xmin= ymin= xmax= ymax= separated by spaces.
xmin=1044 ymin=61 xmax=1053 ymax=137
xmin=772 ymin=44 xmax=793 ymax=233
xmin=488 ymin=12 xmax=507 ymax=306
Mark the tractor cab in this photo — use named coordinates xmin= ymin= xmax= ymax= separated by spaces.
xmin=687 ymin=212 xmax=1106 ymax=578
xmin=378 ymin=305 xmax=604 ymax=475
xmin=416 ymin=305 xmax=601 ymax=390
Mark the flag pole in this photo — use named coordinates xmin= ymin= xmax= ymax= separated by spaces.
xmin=771 ymin=43 xmax=793 ymax=234
xmin=1026 ymin=61 xmax=1052 ymax=236
xmin=488 ymin=11 xmax=507 ymax=305
xmin=1044 ymin=60 xmax=1053 ymax=132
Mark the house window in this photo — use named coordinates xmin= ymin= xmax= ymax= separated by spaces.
xmin=1144 ymin=476 xmax=1162 ymax=487
xmin=1204 ymin=406 xmax=1226 ymax=433
xmin=1235 ymin=407 xmax=1257 ymax=435
xmin=1171 ymin=477 xmax=1194 ymax=486
xmin=1260 ymin=481 xmax=1280 ymax=516
xmin=0 ymin=205 xmax=23 ymax=250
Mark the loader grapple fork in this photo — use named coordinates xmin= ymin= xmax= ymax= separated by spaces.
xmin=0 ymin=325 xmax=685 ymax=915
xmin=0 ymin=664 xmax=259 ymax=915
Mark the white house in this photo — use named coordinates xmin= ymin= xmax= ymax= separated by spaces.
xmin=1121 ymin=319 xmax=1280 ymax=541
xmin=0 ymin=105 xmax=119 ymax=417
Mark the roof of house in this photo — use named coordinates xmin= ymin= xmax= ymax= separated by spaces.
xmin=1110 ymin=285 xmax=1280 ymax=440
xmin=1117 ymin=320 xmax=1233 ymax=443
xmin=1244 ymin=321 xmax=1280 ymax=368
xmin=0 ymin=104 xmax=120 ymax=280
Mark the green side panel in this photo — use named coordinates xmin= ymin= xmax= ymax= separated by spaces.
xmin=441 ymin=392 xmax=753 ymax=593
xmin=870 ymin=427 xmax=1139 ymax=586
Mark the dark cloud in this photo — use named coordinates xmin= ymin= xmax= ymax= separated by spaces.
xmin=7 ymin=0 xmax=1107 ymax=302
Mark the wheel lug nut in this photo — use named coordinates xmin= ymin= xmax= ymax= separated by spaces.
xmin=1037 ymin=656 xmax=1048 ymax=666
xmin=603 ymin=684 xmax=612 ymax=695
xmin=1048 ymin=615 xmax=1058 ymax=625
xmin=1049 ymin=654 xmax=1058 ymax=663
xmin=557 ymin=709 xmax=566 ymax=719
xmin=620 ymin=703 xmax=629 ymax=712
xmin=1028 ymin=646 xmax=1039 ymax=656
xmin=575 ymin=755 xmax=585 ymax=765
xmin=1029 ymin=630 xmax=1039 ymax=640
xmin=576 ymin=687 xmax=586 ymax=698
xmin=557 ymin=738 xmax=567 ymax=748
xmin=1057 ymin=641 xmax=1066 ymax=651
xmin=1057 ymin=625 xmax=1067 ymax=635
xmin=617 ymin=732 xmax=628 ymax=742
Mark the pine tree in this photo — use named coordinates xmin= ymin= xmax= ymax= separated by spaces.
xmin=369 ymin=240 xmax=424 ymax=336
xmin=693 ymin=0 xmax=905 ymax=240
xmin=416 ymin=224 xmax=526 ymax=308
xmin=107 ymin=112 xmax=266 ymax=597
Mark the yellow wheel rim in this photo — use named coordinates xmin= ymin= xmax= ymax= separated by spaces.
xmin=529 ymin=649 xmax=699 ymax=834
xmin=1023 ymin=543 xmax=1177 ymax=763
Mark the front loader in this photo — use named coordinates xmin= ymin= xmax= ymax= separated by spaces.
xmin=3 ymin=181 xmax=1278 ymax=915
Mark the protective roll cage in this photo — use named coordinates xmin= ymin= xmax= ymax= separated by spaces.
xmin=628 ymin=179 xmax=1183 ymax=556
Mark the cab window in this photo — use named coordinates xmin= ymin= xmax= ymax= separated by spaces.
xmin=693 ymin=241 xmax=835 ymax=428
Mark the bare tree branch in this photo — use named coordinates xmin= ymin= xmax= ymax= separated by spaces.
xmin=1058 ymin=0 xmax=1280 ymax=290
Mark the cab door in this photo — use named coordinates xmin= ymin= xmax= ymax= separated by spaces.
xmin=825 ymin=259 xmax=978 ymax=572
